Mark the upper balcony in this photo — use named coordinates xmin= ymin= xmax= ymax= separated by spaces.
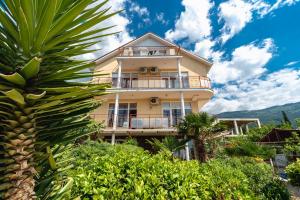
xmin=118 ymin=46 xmax=180 ymax=57
xmin=95 ymin=75 xmax=211 ymax=90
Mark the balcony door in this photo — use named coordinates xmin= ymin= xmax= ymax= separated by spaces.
xmin=112 ymin=73 xmax=138 ymax=88
xmin=162 ymin=102 xmax=192 ymax=127
xmin=108 ymin=103 xmax=137 ymax=128
xmin=161 ymin=72 xmax=179 ymax=88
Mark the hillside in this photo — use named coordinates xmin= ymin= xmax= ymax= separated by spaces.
xmin=217 ymin=102 xmax=300 ymax=124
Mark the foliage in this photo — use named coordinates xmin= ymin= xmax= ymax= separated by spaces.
xmin=124 ymin=137 xmax=139 ymax=146
xmin=147 ymin=136 xmax=187 ymax=153
xmin=261 ymin=180 xmax=290 ymax=200
xmin=224 ymin=137 xmax=276 ymax=159
xmin=247 ymin=124 xmax=275 ymax=141
xmin=295 ymin=118 xmax=300 ymax=129
xmin=0 ymin=0 xmax=117 ymax=198
xmin=221 ymin=157 xmax=273 ymax=194
xmin=177 ymin=112 xmax=226 ymax=162
xmin=281 ymin=111 xmax=292 ymax=126
xmin=284 ymin=132 xmax=300 ymax=160
xmin=286 ymin=159 xmax=300 ymax=186
xmin=62 ymin=141 xmax=283 ymax=199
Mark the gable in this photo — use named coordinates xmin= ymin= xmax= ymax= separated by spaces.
xmin=95 ymin=32 xmax=212 ymax=69
xmin=131 ymin=38 xmax=165 ymax=47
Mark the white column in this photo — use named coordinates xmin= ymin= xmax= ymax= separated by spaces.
xmin=112 ymin=61 xmax=122 ymax=145
xmin=177 ymin=58 xmax=190 ymax=161
xmin=177 ymin=58 xmax=183 ymax=88
xmin=257 ymin=119 xmax=261 ymax=128
xmin=240 ymin=126 xmax=243 ymax=135
xmin=233 ymin=120 xmax=239 ymax=135
xmin=246 ymin=124 xmax=249 ymax=133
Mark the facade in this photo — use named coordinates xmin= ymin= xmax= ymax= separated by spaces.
xmin=91 ymin=33 xmax=213 ymax=149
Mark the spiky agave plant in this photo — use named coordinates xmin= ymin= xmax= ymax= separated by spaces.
xmin=0 ymin=0 xmax=117 ymax=199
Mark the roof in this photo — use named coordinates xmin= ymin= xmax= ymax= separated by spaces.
xmin=94 ymin=32 xmax=213 ymax=67
xmin=259 ymin=128 xmax=300 ymax=143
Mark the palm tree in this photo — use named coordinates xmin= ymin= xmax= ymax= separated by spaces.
xmin=147 ymin=136 xmax=187 ymax=154
xmin=0 ymin=0 xmax=117 ymax=199
xmin=177 ymin=112 xmax=226 ymax=162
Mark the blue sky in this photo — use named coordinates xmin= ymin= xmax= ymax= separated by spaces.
xmin=93 ymin=0 xmax=300 ymax=114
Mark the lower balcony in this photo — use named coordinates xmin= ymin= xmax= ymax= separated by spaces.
xmin=90 ymin=114 xmax=182 ymax=136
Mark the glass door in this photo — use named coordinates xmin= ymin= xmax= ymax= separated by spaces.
xmin=182 ymin=72 xmax=189 ymax=88
xmin=108 ymin=103 xmax=137 ymax=128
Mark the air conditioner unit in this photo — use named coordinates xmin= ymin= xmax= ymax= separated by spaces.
xmin=150 ymin=66 xmax=159 ymax=74
xmin=149 ymin=97 xmax=160 ymax=105
xmin=139 ymin=67 xmax=148 ymax=74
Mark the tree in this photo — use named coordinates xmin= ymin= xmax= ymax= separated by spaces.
xmin=0 ymin=0 xmax=117 ymax=199
xmin=281 ymin=111 xmax=292 ymax=127
xmin=147 ymin=136 xmax=187 ymax=159
xmin=177 ymin=112 xmax=226 ymax=162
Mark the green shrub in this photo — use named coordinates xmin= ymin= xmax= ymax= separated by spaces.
xmin=64 ymin=141 xmax=284 ymax=199
xmin=220 ymin=157 xmax=273 ymax=194
xmin=261 ymin=180 xmax=290 ymax=200
xmin=286 ymin=159 xmax=300 ymax=186
xmin=247 ymin=124 xmax=275 ymax=142
xmin=224 ymin=138 xmax=276 ymax=159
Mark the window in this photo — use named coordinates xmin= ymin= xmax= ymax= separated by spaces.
xmin=112 ymin=73 xmax=138 ymax=88
xmin=108 ymin=103 xmax=137 ymax=128
xmin=162 ymin=102 xmax=192 ymax=126
xmin=181 ymin=72 xmax=190 ymax=88
xmin=160 ymin=72 xmax=180 ymax=88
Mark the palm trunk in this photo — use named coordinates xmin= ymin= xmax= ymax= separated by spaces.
xmin=195 ymin=139 xmax=207 ymax=163
xmin=193 ymin=139 xmax=200 ymax=160
xmin=2 ymin=107 xmax=36 ymax=200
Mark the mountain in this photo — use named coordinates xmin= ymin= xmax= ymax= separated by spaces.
xmin=217 ymin=102 xmax=300 ymax=124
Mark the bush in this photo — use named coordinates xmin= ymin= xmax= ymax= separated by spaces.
xmin=224 ymin=138 xmax=276 ymax=159
xmin=221 ymin=157 xmax=273 ymax=194
xmin=64 ymin=141 xmax=285 ymax=199
xmin=286 ymin=159 xmax=300 ymax=186
xmin=261 ymin=180 xmax=290 ymax=200
xmin=247 ymin=124 xmax=275 ymax=142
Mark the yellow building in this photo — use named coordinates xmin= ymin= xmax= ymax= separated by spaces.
xmin=92 ymin=33 xmax=213 ymax=155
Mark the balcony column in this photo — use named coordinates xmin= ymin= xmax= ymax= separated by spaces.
xmin=246 ymin=124 xmax=249 ymax=133
xmin=256 ymin=119 xmax=261 ymax=128
xmin=112 ymin=60 xmax=122 ymax=145
xmin=233 ymin=120 xmax=239 ymax=135
xmin=177 ymin=58 xmax=190 ymax=161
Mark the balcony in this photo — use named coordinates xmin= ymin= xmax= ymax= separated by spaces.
xmin=119 ymin=46 xmax=179 ymax=57
xmin=90 ymin=114 xmax=181 ymax=130
xmin=95 ymin=75 xmax=211 ymax=89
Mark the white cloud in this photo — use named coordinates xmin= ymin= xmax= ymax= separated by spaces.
xmin=129 ymin=1 xmax=150 ymax=17
xmin=79 ymin=0 xmax=134 ymax=60
xmin=156 ymin=12 xmax=169 ymax=25
xmin=285 ymin=61 xmax=300 ymax=66
xmin=203 ymin=68 xmax=300 ymax=114
xmin=194 ymin=38 xmax=216 ymax=59
xmin=218 ymin=0 xmax=300 ymax=43
xmin=266 ymin=0 xmax=300 ymax=14
xmin=218 ymin=0 xmax=253 ymax=43
xmin=209 ymin=38 xmax=274 ymax=84
xmin=165 ymin=0 xmax=214 ymax=42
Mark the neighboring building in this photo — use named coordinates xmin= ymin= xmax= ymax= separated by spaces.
xmin=91 ymin=33 xmax=213 ymax=149
xmin=217 ymin=118 xmax=261 ymax=136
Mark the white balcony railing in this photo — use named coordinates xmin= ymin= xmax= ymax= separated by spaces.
xmin=95 ymin=76 xmax=211 ymax=89
xmin=119 ymin=46 xmax=179 ymax=57
xmin=90 ymin=114 xmax=180 ymax=129
xmin=131 ymin=117 xmax=169 ymax=129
